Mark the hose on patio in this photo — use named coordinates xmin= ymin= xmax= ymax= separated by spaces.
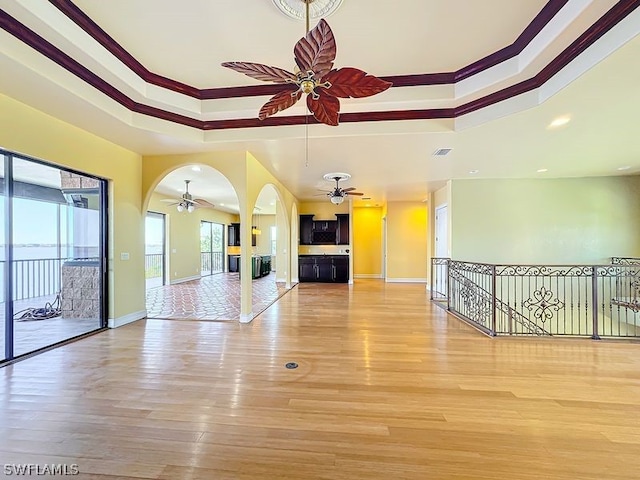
xmin=14 ymin=293 xmax=62 ymax=321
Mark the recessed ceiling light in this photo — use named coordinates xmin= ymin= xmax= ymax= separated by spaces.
xmin=270 ymin=201 xmax=276 ymax=205
xmin=365 ymin=204 xmax=371 ymax=207
xmin=537 ymin=168 xmax=548 ymax=173
xmin=191 ymin=166 xmax=201 ymax=172
xmin=469 ymin=169 xmax=479 ymax=174
xmin=617 ymin=166 xmax=631 ymax=171
xmin=548 ymin=115 xmax=571 ymax=129
xmin=219 ymin=203 xmax=225 ymax=206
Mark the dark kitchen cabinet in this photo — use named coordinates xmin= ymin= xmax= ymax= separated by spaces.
xmin=299 ymin=215 xmax=314 ymax=245
xmin=298 ymin=255 xmax=349 ymax=283
xmin=227 ymin=223 xmax=256 ymax=246
xmin=298 ymin=256 xmax=316 ymax=281
xmin=333 ymin=256 xmax=349 ymax=282
xmin=315 ymin=257 xmax=333 ymax=281
xmin=300 ymin=214 xmax=349 ymax=245
xmin=228 ymin=223 xmax=240 ymax=246
xmin=336 ymin=214 xmax=349 ymax=245
xmin=228 ymin=255 xmax=240 ymax=272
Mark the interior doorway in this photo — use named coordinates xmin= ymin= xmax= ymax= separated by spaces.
xmin=435 ymin=204 xmax=448 ymax=258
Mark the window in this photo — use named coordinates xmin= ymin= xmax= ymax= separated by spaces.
xmin=271 ymin=225 xmax=277 ymax=256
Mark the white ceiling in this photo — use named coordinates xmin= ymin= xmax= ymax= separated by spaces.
xmin=0 ymin=0 xmax=638 ymax=211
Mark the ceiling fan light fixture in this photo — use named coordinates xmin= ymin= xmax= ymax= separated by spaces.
xmin=330 ymin=195 xmax=344 ymax=205
xmin=187 ymin=204 xmax=195 ymax=213
xmin=177 ymin=204 xmax=185 ymax=213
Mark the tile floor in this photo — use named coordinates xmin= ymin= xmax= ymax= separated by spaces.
xmin=145 ymin=272 xmax=291 ymax=321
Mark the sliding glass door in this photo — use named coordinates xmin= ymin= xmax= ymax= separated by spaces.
xmin=145 ymin=212 xmax=166 ymax=289
xmin=1 ymin=151 xmax=107 ymax=363
xmin=200 ymin=221 xmax=224 ymax=276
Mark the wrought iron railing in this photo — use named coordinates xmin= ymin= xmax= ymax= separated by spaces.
xmin=145 ymin=253 xmax=164 ymax=280
xmin=201 ymin=251 xmax=223 ymax=276
xmin=431 ymin=258 xmax=640 ymax=339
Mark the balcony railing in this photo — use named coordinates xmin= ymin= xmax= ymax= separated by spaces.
xmin=0 ymin=257 xmax=98 ymax=302
xmin=201 ymin=251 xmax=223 ymax=276
xmin=431 ymin=257 xmax=640 ymax=339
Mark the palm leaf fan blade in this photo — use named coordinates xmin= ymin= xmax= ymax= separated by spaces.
xmin=293 ymin=19 xmax=336 ymax=80
xmin=259 ymin=88 xmax=302 ymax=120
xmin=307 ymin=93 xmax=339 ymax=126
xmin=220 ymin=62 xmax=297 ymax=83
xmin=323 ymin=67 xmax=392 ymax=98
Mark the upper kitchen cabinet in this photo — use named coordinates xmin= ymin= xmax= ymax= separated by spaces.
xmin=299 ymin=215 xmax=314 ymax=245
xmin=336 ymin=214 xmax=349 ymax=245
xmin=227 ymin=223 xmax=256 ymax=246
xmin=299 ymin=214 xmax=349 ymax=246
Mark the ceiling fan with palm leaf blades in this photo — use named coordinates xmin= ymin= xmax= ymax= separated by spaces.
xmin=315 ymin=173 xmax=363 ymax=204
xmin=221 ymin=0 xmax=392 ymax=126
xmin=160 ymin=180 xmax=216 ymax=213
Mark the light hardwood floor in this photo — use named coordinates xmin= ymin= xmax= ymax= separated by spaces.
xmin=1 ymin=280 xmax=640 ymax=479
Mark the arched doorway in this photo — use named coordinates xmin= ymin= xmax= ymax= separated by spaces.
xmin=144 ymin=164 xmax=245 ymax=320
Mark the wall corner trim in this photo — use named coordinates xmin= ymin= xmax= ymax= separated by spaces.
xmin=108 ymin=309 xmax=147 ymax=328
xmin=239 ymin=312 xmax=254 ymax=324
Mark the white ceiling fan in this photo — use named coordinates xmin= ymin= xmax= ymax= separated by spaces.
xmin=160 ymin=180 xmax=215 ymax=213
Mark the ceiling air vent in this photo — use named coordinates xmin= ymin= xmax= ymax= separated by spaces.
xmin=433 ymin=148 xmax=453 ymax=156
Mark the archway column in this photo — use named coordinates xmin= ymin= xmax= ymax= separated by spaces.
xmin=239 ymin=204 xmax=253 ymax=323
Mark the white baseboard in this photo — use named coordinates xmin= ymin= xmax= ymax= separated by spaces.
xmin=108 ymin=309 xmax=146 ymax=328
xmin=170 ymin=275 xmax=201 ymax=285
xmin=385 ymin=278 xmax=428 ymax=283
xmin=275 ymin=277 xmax=287 ymax=283
xmin=354 ymin=274 xmax=383 ymax=279
xmin=292 ymin=277 xmax=299 ymax=283
xmin=239 ymin=312 xmax=254 ymax=324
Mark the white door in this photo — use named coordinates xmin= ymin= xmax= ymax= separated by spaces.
xmin=434 ymin=205 xmax=448 ymax=295
xmin=435 ymin=205 xmax=448 ymax=258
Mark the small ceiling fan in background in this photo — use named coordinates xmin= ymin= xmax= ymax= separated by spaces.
xmin=316 ymin=173 xmax=363 ymax=204
xmin=161 ymin=180 xmax=215 ymax=213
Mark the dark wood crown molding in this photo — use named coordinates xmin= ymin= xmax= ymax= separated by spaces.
xmin=48 ymin=0 xmax=568 ymax=99
xmin=1 ymin=0 xmax=639 ymax=131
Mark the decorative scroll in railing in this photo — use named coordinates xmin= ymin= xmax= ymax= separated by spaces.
xmin=431 ymin=258 xmax=640 ymax=339
xmin=200 ymin=251 xmax=223 ymax=276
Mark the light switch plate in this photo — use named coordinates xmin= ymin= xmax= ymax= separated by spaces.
xmin=120 ymin=252 xmax=130 ymax=260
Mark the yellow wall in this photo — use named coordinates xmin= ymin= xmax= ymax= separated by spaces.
xmin=148 ymin=192 xmax=236 ymax=282
xmin=0 ymin=94 xmax=144 ymax=322
xmin=353 ymin=207 xmax=383 ymax=277
xmin=299 ymin=201 xmax=349 ymax=218
xmin=253 ymin=214 xmax=274 ymax=255
xmin=450 ymin=177 xmax=640 ymax=264
xmin=386 ymin=202 xmax=428 ymax=281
